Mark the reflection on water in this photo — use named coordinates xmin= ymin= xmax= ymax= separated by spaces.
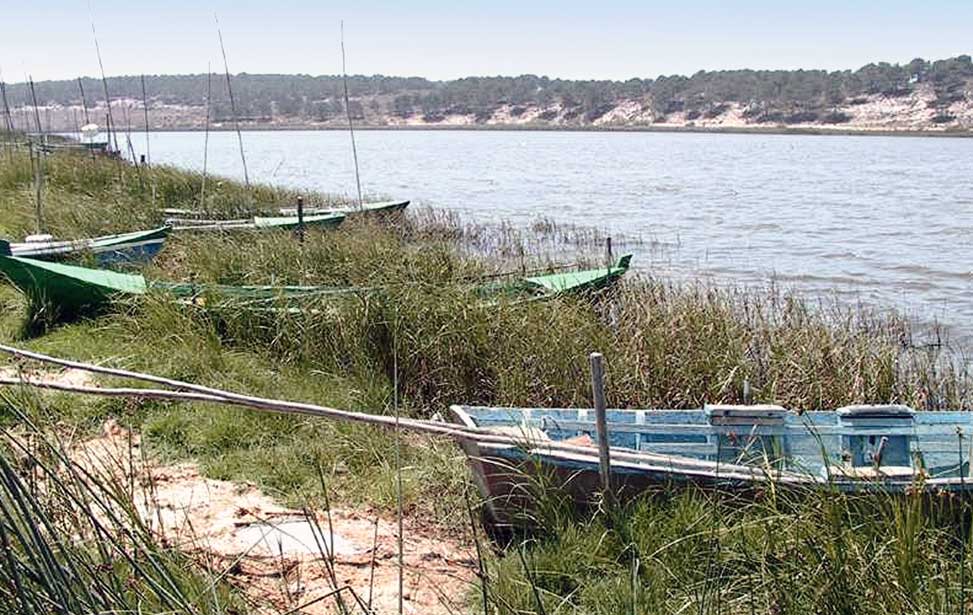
xmin=145 ymin=129 xmax=973 ymax=349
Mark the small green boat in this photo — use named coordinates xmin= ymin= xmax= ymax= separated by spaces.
xmin=163 ymin=199 xmax=409 ymax=221
xmin=277 ymin=199 xmax=411 ymax=217
xmin=0 ymin=255 xmax=353 ymax=317
xmin=166 ymin=212 xmax=346 ymax=232
xmin=0 ymin=253 xmax=633 ymax=319
xmin=478 ymin=255 xmax=633 ymax=301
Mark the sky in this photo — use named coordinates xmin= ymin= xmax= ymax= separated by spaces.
xmin=2 ymin=1 xmax=972 ymax=83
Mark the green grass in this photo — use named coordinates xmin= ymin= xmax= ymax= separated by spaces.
xmin=1 ymin=146 xmax=972 ymax=613
xmin=475 ymin=486 xmax=973 ymax=615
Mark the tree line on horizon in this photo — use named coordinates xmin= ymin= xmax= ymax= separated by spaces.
xmin=3 ymin=55 xmax=971 ymax=126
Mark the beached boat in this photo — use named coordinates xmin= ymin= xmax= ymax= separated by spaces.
xmin=165 ymin=212 xmax=346 ymax=232
xmin=0 ymin=254 xmax=353 ymax=316
xmin=277 ymin=199 xmax=410 ymax=217
xmin=478 ymin=254 xmax=632 ymax=301
xmin=162 ymin=199 xmax=408 ymax=228
xmin=451 ymin=404 xmax=973 ymax=525
xmin=0 ymin=227 xmax=169 ymax=266
xmin=0 ymin=253 xmax=633 ymax=318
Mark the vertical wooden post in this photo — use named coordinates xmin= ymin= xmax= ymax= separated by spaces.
xmin=590 ymin=352 xmax=611 ymax=492
xmin=29 ymin=141 xmax=43 ymax=234
xmin=296 ymin=195 xmax=305 ymax=242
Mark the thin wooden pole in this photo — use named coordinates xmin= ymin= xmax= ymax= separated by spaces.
xmin=215 ymin=15 xmax=249 ymax=188
xmin=29 ymin=142 xmax=42 ymax=233
xmin=200 ymin=66 xmax=212 ymax=208
xmin=0 ymin=80 xmax=13 ymax=133
xmin=91 ymin=21 xmax=120 ymax=154
xmin=77 ymin=78 xmax=90 ymax=125
xmin=28 ymin=78 xmax=44 ymax=233
xmin=393 ymin=321 xmax=404 ymax=615
xmin=960 ymin=428 xmax=967 ymax=615
xmin=296 ymin=195 xmax=305 ymax=242
xmin=27 ymin=77 xmax=42 ymax=136
xmin=122 ymin=105 xmax=138 ymax=164
xmin=589 ymin=352 xmax=611 ymax=492
xmin=140 ymin=74 xmax=150 ymax=164
xmin=340 ymin=21 xmax=364 ymax=210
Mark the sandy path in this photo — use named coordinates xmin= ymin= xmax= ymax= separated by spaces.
xmin=78 ymin=421 xmax=478 ymax=614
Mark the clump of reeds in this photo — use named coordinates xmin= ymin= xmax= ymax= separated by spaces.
xmin=0 ymin=394 xmax=245 ymax=614
xmin=144 ymin=229 xmax=971 ymax=412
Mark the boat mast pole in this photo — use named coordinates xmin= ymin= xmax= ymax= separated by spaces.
xmin=77 ymin=77 xmax=97 ymax=160
xmin=340 ymin=21 xmax=364 ymax=210
xmin=0 ymin=79 xmax=13 ymax=133
xmin=200 ymin=66 xmax=212 ymax=208
xmin=0 ymin=76 xmax=13 ymax=160
xmin=77 ymin=78 xmax=91 ymax=125
xmin=91 ymin=20 xmax=120 ymax=155
xmin=215 ymin=15 xmax=249 ymax=189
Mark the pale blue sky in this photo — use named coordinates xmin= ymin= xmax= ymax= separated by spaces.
xmin=2 ymin=1 xmax=971 ymax=82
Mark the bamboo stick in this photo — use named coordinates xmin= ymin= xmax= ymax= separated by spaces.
xmin=0 ymin=343 xmax=808 ymax=483
xmin=340 ymin=21 xmax=364 ymax=210
xmin=215 ymin=15 xmax=249 ymax=188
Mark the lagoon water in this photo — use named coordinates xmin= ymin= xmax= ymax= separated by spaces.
xmin=145 ymin=130 xmax=973 ymax=348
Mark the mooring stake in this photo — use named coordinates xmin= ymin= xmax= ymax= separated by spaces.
xmin=296 ymin=195 xmax=305 ymax=242
xmin=590 ymin=352 xmax=611 ymax=493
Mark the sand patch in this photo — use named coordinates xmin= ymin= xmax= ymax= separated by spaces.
xmin=77 ymin=423 xmax=477 ymax=614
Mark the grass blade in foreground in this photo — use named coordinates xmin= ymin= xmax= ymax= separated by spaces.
xmin=0 ymin=397 xmax=246 ymax=614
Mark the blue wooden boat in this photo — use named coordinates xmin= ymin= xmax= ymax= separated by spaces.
xmin=451 ymin=404 xmax=973 ymax=525
xmin=0 ymin=227 xmax=169 ymax=266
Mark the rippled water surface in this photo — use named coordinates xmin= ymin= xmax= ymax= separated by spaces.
xmin=146 ymin=130 xmax=973 ymax=346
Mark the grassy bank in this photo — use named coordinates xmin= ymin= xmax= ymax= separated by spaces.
xmin=0 ymin=144 xmax=971 ymax=613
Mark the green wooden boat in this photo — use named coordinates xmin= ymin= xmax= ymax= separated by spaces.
xmin=0 ymin=255 xmax=354 ymax=317
xmin=163 ymin=199 xmax=409 ymax=220
xmin=166 ymin=212 xmax=346 ymax=232
xmin=277 ymin=199 xmax=410 ymax=217
xmin=478 ymin=255 xmax=633 ymax=301
xmin=0 ymin=253 xmax=633 ymax=319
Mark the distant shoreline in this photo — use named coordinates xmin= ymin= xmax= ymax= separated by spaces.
xmin=146 ymin=124 xmax=973 ymax=138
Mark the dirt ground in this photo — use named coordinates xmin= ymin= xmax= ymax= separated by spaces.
xmin=0 ymin=365 xmax=94 ymax=388
xmin=78 ymin=420 xmax=478 ymax=614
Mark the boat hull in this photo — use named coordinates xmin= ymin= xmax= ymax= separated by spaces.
xmin=0 ymin=255 xmax=147 ymax=317
xmin=6 ymin=227 xmax=170 ymax=266
xmin=0 ymin=254 xmax=362 ymax=319
xmin=278 ymin=199 xmax=410 ymax=217
xmin=451 ymin=404 xmax=973 ymax=527
xmin=169 ymin=213 xmax=345 ymax=232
